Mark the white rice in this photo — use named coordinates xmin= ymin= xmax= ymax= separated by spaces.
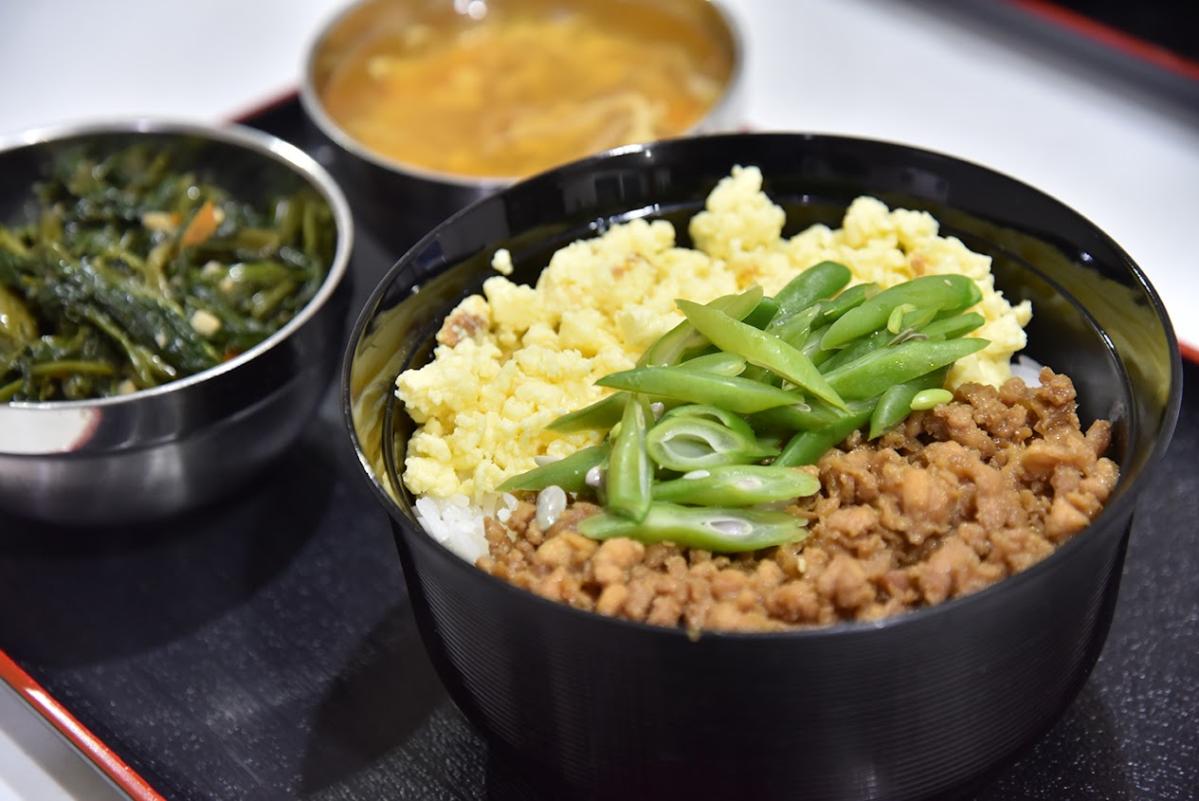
xmin=413 ymin=492 xmax=516 ymax=562
xmin=1010 ymin=354 xmax=1044 ymax=387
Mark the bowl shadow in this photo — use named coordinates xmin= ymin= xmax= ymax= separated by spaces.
xmin=297 ymin=602 xmax=449 ymax=795
xmin=0 ymin=429 xmax=336 ymax=667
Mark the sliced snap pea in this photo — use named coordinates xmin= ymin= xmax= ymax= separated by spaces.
xmin=818 ymin=329 xmax=893 ymax=373
xmin=653 ymin=464 xmax=819 ymax=507
xmin=817 ymin=283 xmax=877 ymax=324
xmin=606 ymin=399 xmax=652 ymax=521
xmin=750 ymin=398 xmax=877 ymax=434
xmin=867 ymin=368 xmax=947 ymax=439
xmin=824 ymin=338 xmax=988 ymax=400
xmin=920 ymin=312 xmax=985 ymax=341
xmin=646 ymin=416 xmax=776 ymax=472
xmin=742 ymin=297 xmax=781 ymax=330
xmin=677 ymin=352 xmax=747 ymax=377
xmin=597 ymin=367 xmax=804 ymax=414
xmin=497 ymin=443 xmax=611 ymax=493
xmin=639 ymin=286 xmax=763 ymax=367
xmin=677 ymin=300 xmax=847 ymax=410
xmin=801 ymin=322 xmax=837 ymax=367
xmin=770 ymin=261 xmax=852 ymax=321
xmin=775 ymin=403 xmax=876 ymax=467
xmin=547 ymin=393 xmax=626 ymax=433
xmin=578 ymin=503 xmax=808 ymax=553
xmin=821 ymin=275 xmax=982 ymax=350
xmin=911 ymin=388 xmax=954 ymax=410
xmin=887 ymin=303 xmax=917 ymax=334
xmin=820 ymin=304 xmax=947 ymax=374
xmin=769 ymin=304 xmax=825 ymax=348
xmin=660 ymin=404 xmax=756 ymax=441
xmin=549 ymin=354 xmax=745 ymax=433
xmin=675 ymin=297 xmax=780 ymax=364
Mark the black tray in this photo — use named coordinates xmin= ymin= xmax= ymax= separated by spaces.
xmin=1 ymin=97 xmax=1196 ymax=801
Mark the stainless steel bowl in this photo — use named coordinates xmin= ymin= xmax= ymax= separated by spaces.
xmin=0 ymin=120 xmax=353 ymax=525
xmin=300 ymin=0 xmax=746 ymax=251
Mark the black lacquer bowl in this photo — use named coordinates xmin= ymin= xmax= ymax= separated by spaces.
xmin=343 ymin=134 xmax=1181 ymax=801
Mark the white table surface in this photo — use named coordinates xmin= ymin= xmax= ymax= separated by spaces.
xmin=1 ymin=0 xmax=1196 ymax=797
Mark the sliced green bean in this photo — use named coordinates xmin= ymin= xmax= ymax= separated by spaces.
xmin=638 ymin=286 xmax=763 ymax=367
xmin=818 ymin=329 xmax=893 ymax=373
xmin=817 ymin=283 xmax=877 ymax=324
xmin=677 ymin=352 xmax=746 ymax=377
xmin=887 ymin=303 xmax=916 ymax=334
xmin=824 ymin=338 xmax=988 ymax=400
xmin=911 ymin=388 xmax=954 ymax=410
xmin=920 ymin=312 xmax=985 ymax=341
xmin=775 ymin=403 xmax=876 ymax=467
xmin=821 ymin=275 xmax=981 ymax=350
xmin=497 ymin=443 xmax=611 ymax=493
xmin=750 ymin=398 xmax=877 ymax=434
xmin=549 ymin=353 xmax=749 ymax=433
xmin=578 ymin=503 xmax=808 ymax=553
xmin=742 ymin=297 xmax=780 ymax=330
xmin=660 ymin=403 xmax=755 ymax=441
xmin=547 ymin=393 xmax=626 ymax=433
xmin=867 ymin=368 xmax=947 ymax=439
xmin=770 ymin=261 xmax=852 ymax=321
xmin=646 ymin=416 xmax=776 ymax=472
xmin=597 ymin=367 xmax=804 ymax=414
xmin=769 ymin=304 xmax=824 ymax=348
xmin=677 ymin=300 xmax=847 ymax=410
xmin=653 ymin=465 xmax=819 ymax=507
xmin=607 ymin=399 xmax=652 ymax=521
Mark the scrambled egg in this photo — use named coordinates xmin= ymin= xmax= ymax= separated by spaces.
xmin=397 ymin=166 xmax=1032 ymax=500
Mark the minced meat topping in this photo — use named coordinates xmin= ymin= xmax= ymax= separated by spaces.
xmin=476 ymin=369 xmax=1118 ymax=633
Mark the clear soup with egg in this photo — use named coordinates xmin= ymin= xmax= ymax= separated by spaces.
xmin=312 ymin=0 xmax=735 ymax=178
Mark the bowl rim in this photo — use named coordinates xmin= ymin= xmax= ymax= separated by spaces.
xmin=298 ymin=0 xmax=746 ymax=187
xmin=0 ymin=117 xmax=354 ymax=412
xmin=341 ymin=130 xmax=1183 ymax=641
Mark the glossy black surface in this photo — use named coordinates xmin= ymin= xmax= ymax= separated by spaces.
xmin=0 ymin=100 xmax=1194 ymax=801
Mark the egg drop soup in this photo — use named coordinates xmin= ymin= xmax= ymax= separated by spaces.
xmin=312 ymin=0 xmax=735 ymax=178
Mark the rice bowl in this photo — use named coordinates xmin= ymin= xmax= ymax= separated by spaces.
xmin=392 ymin=166 xmax=1117 ymax=632
xmin=343 ymin=133 xmax=1179 ymax=799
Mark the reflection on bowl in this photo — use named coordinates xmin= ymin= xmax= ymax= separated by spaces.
xmin=301 ymin=0 xmax=744 ymax=249
xmin=0 ymin=120 xmax=353 ymax=525
xmin=344 ymin=133 xmax=1180 ymax=799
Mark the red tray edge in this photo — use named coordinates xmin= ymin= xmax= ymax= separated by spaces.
xmin=2 ymin=26 xmax=1196 ymax=794
xmin=0 ymin=650 xmax=166 ymax=801
xmin=1010 ymin=0 xmax=1199 ymax=83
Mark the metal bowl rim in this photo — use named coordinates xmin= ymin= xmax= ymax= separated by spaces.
xmin=341 ymin=130 xmax=1183 ymax=641
xmin=0 ymin=117 xmax=354 ymax=415
xmin=298 ymin=0 xmax=746 ymax=188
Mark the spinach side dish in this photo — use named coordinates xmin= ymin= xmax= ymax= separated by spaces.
xmin=0 ymin=145 xmax=334 ymax=402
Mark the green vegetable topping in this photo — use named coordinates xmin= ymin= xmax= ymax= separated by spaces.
xmin=578 ymin=503 xmax=808 ymax=553
xmin=653 ymin=465 xmax=819 ymax=507
xmin=676 ymin=299 xmax=847 ymax=410
xmin=497 ymin=444 xmax=610 ymax=493
xmin=606 ymin=399 xmax=652 ymax=521
xmin=597 ymin=367 xmax=804 ymax=415
xmin=646 ymin=415 xmax=776 ymax=472
xmin=0 ymin=144 xmax=334 ymax=401
xmin=910 ymin=388 xmax=955 ymax=411
xmin=506 ymin=262 xmax=1000 ymax=553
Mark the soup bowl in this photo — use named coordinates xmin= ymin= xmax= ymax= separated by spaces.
xmin=343 ymin=133 xmax=1180 ymax=800
xmin=300 ymin=0 xmax=745 ymax=251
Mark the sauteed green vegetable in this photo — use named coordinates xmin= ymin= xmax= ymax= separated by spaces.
xmin=0 ymin=144 xmax=334 ymax=401
xmin=500 ymin=263 xmax=988 ymax=553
